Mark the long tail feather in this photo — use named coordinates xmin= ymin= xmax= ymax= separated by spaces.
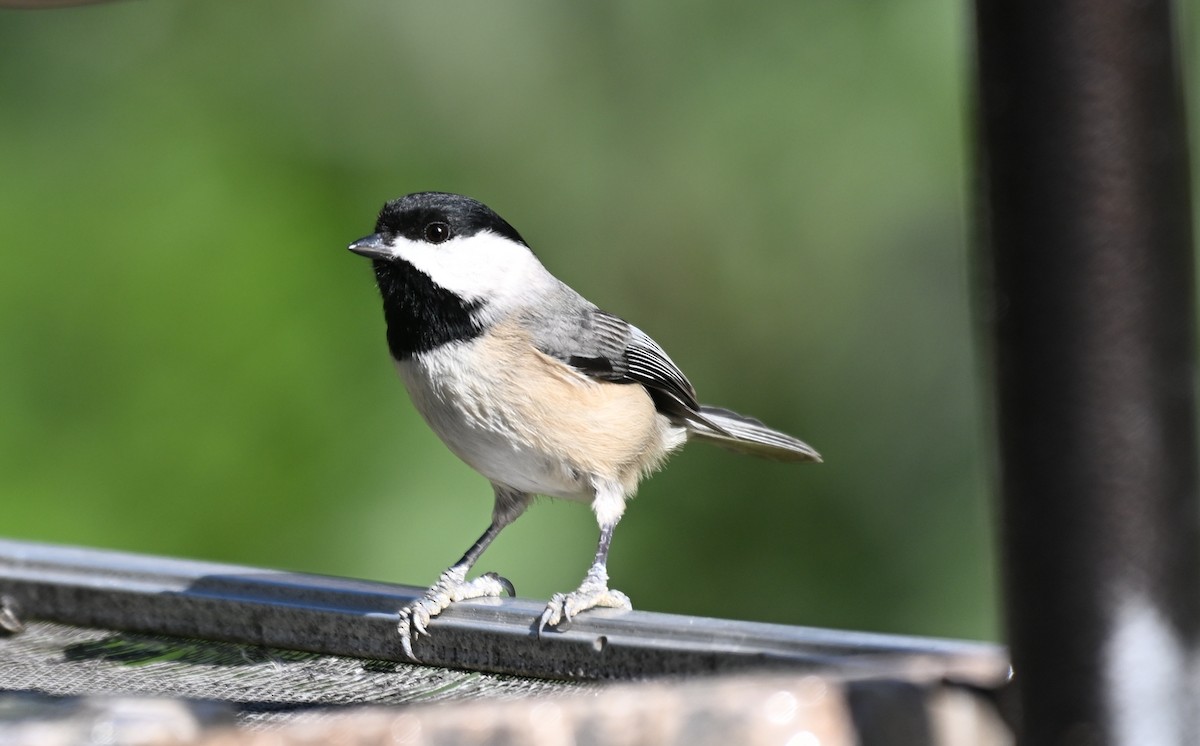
xmin=688 ymin=405 xmax=822 ymax=463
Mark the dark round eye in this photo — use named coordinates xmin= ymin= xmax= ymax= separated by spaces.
xmin=424 ymin=222 xmax=451 ymax=244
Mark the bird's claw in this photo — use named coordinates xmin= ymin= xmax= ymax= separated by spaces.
xmin=398 ymin=607 xmax=421 ymax=660
xmin=411 ymin=606 xmax=430 ymax=636
xmin=490 ymin=572 xmax=516 ymax=598
xmin=536 ymin=584 xmax=631 ymax=638
xmin=397 ymin=568 xmax=514 ymax=661
xmin=0 ymin=596 xmax=22 ymax=636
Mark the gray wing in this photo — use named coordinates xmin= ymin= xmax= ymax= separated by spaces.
xmin=526 ymin=292 xmax=816 ymax=462
xmin=530 ymin=304 xmax=702 ymax=420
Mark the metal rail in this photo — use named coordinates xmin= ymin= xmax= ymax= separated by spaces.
xmin=0 ymin=538 xmax=1003 ymax=682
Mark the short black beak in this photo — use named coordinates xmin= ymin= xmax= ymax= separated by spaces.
xmin=348 ymin=234 xmax=392 ymax=260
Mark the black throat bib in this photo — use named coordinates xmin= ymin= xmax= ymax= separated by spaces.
xmin=373 ymin=259 xmax=483 ymax=359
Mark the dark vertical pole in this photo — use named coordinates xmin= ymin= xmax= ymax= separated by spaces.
xmin=973 ymin=1 xmax=1199 ymax=744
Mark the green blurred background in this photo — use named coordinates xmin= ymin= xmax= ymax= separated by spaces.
xmin=0 ymin=1 xmax=998 ymax=640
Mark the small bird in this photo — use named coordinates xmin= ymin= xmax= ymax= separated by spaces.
xmin=349 ymin=192 xmax=820 ymax=658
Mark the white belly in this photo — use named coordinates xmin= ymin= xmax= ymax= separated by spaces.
xmin=395 ymin=327 xmax=684 ymax=501
xmin=397 ymin=343 xmax=591 ymax=499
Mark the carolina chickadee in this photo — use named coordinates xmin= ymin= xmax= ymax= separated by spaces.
xmin=349 ymin=192 xmax=820 ymax=658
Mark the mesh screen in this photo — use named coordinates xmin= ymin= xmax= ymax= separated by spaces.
xmin=0 ymin=620 xmax=593 ymax=728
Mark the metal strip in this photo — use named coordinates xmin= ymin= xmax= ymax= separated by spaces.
xmin=0 ymin=538 xmax=1004 ymax=681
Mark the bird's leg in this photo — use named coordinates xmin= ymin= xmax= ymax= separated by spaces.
xmin=398 ymin=486 xmax=529 ymax=659
xmin=538 ymin=516 xmax=632 ymax=635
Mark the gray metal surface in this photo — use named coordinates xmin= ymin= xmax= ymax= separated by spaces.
xmin=0 ymin=538 xmax=1002 ymax=681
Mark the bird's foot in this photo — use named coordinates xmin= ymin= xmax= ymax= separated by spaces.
xmin=0 ymin=596 xmax=23 ymax=636
xmin=537 ymin=581 xmax=631 ymax=636
xmin=398 ymin=567 xmax=514 ymax=660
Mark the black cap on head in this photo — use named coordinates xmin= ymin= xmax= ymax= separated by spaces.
xmin=374 ymin=192 xmax=529 ymax=247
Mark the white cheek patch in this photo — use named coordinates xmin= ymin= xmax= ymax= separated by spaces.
xmin=387 ymin=230 xmax=556 ymax=315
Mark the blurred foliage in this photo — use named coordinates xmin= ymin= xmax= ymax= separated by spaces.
xmin=0 ymin=0 xmax=1000 ymax=640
